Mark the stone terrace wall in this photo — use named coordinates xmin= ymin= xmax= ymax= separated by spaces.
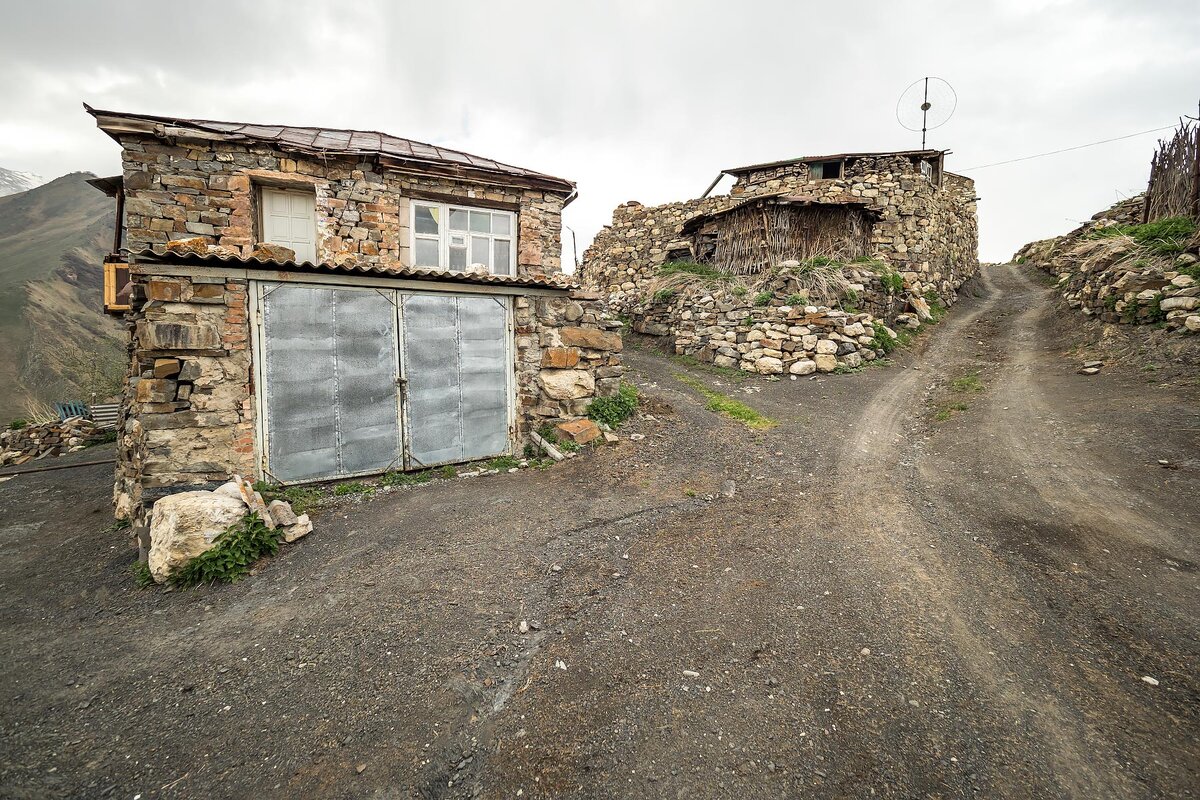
xmin=633 ymin=290 xmax=899 ymax=376
xmin=1014 ymin=196 xmax=1200 ymax=336
xmin=117 ymin=135 xmax=565 ymax=275
xmin=580 ymin=167 xmax=978 ymax=318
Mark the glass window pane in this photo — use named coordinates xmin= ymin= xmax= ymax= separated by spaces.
xmin=414 ymin=204 xmax=440 ymax=235
xmin=492 ymin=213 xmax=512 ymax=236
xmin=449 ymin=208 xmax=468 ymax=231
xmin=415 ymin=237 xmax=440 ymax=267
xmin=469 ymin=210 xmax=491 ymax=234
xmin=493 ymin=239 xmax=511 ymax=275
xmin=449 ymin=245 xmax=467 ymax=270
xmin=470 ymin=236 xmax=491 ymax=269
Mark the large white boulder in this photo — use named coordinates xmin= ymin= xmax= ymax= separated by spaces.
xmin=148 ymin=491 xmax=248 ymax=583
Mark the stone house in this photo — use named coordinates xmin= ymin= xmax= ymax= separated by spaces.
xmin=582 ymin=148 xmax=978 ymax=313
xmin=85 ymin=106 xmax=622 ymax=522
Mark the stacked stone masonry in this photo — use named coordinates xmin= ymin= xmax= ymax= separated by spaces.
xmin=582 ymin=154 xmax=979 ymax=320
xmin=633 ymin=290 xmax=903 ymax=376
xmin=1015 ymin=195 xmax=1200 ymax=335
xmin=0 ymin=418 xmax=108 ymax=466
xmin=119 ymin=138 xmax=565 ymax=276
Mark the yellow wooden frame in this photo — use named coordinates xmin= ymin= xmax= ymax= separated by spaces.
xmin=103 ymin=260 xmax=131 ymax=313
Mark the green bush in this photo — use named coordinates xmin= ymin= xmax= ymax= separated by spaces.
xmin=439 ymin=464 xmax=458 ymax=479
xmin=587 ymin=382 xmax=639 ymax=428
xmin=9 ymin=419 xmax=27 ymax=430
xmin=879 ymin=270 xmax=904 ymax=294
xmin=871 ymin=322 xmax=898 ymax=353
xmin=732 ymin=286 xmax=748 ymax=298
xmin=753 ymin=292 xmax=772 ymax=307
xmin=785 ymin=293 xmax=806 ymax=306
xmin=653 ymin=288 xmax=676 ymax=303
xmin=170 ymin=513 xmax=281 ymax=587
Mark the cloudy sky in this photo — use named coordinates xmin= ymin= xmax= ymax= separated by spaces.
xmin=2 ymin=0 xmax=1196 ymax=264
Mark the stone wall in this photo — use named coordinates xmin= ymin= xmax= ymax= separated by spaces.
xmin=515 ymin=292 xmax=625 ymax=433
xmin=1014 ymin=195 xmax=1200 ymax=335
xmin=114 ymin=274 xmax=256 ymax=521
xmin=580 ymin=160 xmax=978 ymax=320
xmin=632 ymin=289 xmax=903 ymax=376
xmin=116 ymin=136 xmax=566 ymax=275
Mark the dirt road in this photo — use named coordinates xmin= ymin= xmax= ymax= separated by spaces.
xmin=2 ymin=264 xmax=1197 ymax=798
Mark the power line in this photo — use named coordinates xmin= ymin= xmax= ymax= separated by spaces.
xmin=956 ymin=125 xmax=1178 ymax=171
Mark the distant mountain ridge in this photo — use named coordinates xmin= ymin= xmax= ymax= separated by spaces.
xmin=0 ymin=166 xmax=44 ymax=197
xmin=0 ymin=172 xmax=125 ymax=422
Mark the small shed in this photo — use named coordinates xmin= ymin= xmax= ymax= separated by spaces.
xmin=680 ymin=192 xmax=876 ymax=275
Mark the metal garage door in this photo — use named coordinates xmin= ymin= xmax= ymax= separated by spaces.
xmin=401 ymin=294 xmax=510 ymax=467
xmin=257 ymin=283 xmax=511 ymax=482
xmin=259 ymin=284 xmax=401 ymax=482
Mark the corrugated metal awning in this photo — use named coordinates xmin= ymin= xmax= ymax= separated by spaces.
xmin=126 ymin=247 xmax=578 ymax=291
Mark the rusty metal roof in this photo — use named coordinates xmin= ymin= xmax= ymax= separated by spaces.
xmin=126 ymin=247 xmax=578 ymax=291
xmin=85 ymin=105 xmax=575 ymax=193
xmin=724 ymin=149 xmax=945 ymax=176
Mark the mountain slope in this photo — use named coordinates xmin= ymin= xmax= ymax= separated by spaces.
xmin=0 ymin=166 xmax=43 ymax=198
xmin=0 ymin=173 xmax=125 ymax=422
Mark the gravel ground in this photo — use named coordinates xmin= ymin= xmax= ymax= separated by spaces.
xmin=1 ymin=263 xmax=1197 ymax=799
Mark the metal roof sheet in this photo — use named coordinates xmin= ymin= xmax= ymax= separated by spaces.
xmin=126 ymin=247 xmax=577 ymax=290
xmin=85 ymin=105 xmax=575 ymax=193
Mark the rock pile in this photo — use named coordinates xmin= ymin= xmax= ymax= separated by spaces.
xmin=147 ymin=475 xmax=312 ymax=584
xmin=0 ymin=417 xmax=107 ymax=466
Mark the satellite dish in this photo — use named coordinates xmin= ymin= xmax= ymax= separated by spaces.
xmin=896 ymin=77 xmax=957 ymax=149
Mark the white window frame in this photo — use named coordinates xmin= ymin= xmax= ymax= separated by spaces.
xmin=259 ymin=186 xmax=318 ymax=263
xmin=410 ymin=200 xmax=517 ymax=276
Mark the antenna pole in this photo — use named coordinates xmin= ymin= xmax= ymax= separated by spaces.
xmin=922 ymin=77 xmax=929 ymax=149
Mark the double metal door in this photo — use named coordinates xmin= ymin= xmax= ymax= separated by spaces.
xmin=256 ymin=283 xmax=511 ymax=483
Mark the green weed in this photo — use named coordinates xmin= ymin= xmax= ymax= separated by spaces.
xmin=381 ymin=469 xmax=434 ymax=487
xmin=674 ymin=373 xmax=777 ymax=430
xmin=9 ymin=419 xmax=27 ymax=430
xmin=439 ymin=465 xmax=458 ymax=479
xmin=487 ymin=455 xmax=521 ymax=471
xmin=785 ymin=293 xmax=806 ymax=306
xmin=253 ymin=482 xmax=327 ymax=515
xmin=170 ymin=513 xmax=281 ymax=587
xmin=934 ymin=402 xmax=969 ymax=422
xmin=753 ymin=292 xmax=773 ymax=307
xmin=1087 ymin=216 xmax=1196 ymax=255
xmin=653 ymin=288 xmax=677 ymax=303
xmin=870 ymin=322 xmax=898 ymax=354
xmin=588 ymin=382 xmax=639 ymax=429
xmin=333 ymin=481 xmax=374 ymax=497
xmin=950 ymin=371 xmax=984 ymax=393
xmin=130 ymin=560 xmax=154 ymax=588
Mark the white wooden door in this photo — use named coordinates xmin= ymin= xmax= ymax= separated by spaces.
xmin=261 ymin=188 xmax=317 ymax=263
